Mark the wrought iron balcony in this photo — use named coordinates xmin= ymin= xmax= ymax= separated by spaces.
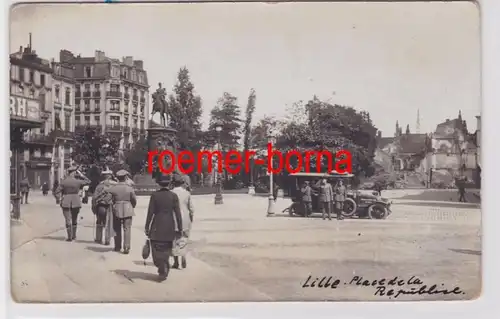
xmin=83 ymin=91 xmax=91 ymax=98
xmin=75 ymin=125 xmax=102 ymax=132
xmin=50 ymin=129 xmax=74 ymax=140
xmin=93 ymin=92 xmax=101 ymax=98
xmin=106 ymin=125 xmax=123 ymax=132
xmin=23 ymin=133 xmax=54 ymax=145
xmin=106 ymin=91 xmax=122 ymax=99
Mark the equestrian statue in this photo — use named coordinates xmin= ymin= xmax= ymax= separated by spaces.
xmin=151 ymin=82 xmax=169 ymax=126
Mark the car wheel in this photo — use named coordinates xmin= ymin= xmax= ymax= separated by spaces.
xmin=342 ymin=198 xmax=357 ymax=217
xmin=368 ymin=203 xmax=388 ymax=220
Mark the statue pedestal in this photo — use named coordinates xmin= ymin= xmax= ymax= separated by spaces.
xmin=133 ymin=125 xmax=179 ymax=195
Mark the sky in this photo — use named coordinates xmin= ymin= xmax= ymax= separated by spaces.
xmin=10 ymin=1 xmax=481 ymax=135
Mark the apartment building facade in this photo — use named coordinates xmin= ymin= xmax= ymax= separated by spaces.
xmin=60 ymin=50 xmax=149 ymax=150
xmin=10 ymin=39 xmax=55 ymax=189
xmin=51 ymin=60 xmax=76 ymax=183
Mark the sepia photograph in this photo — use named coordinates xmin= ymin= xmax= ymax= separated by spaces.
xmin=9 ymin=1 xmax=481 ymax=303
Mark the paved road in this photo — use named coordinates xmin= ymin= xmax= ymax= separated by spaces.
xmin=11 ymin=192 xmax=481 ymax=303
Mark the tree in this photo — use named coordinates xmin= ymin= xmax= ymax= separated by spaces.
xmin=124 ymin=137 xmax=149 ymax=176
xmin=276 ymin=97 xmax=378 ymax=177
xmin=241 ymin=89 xmax=257 ymax=184
xmin=167 ymin=67 xmax=203 ymax=152
xmin=242 ymin=89 xmax=257 ymax=154
xmin=207 ymin=92 xmax=242 ymax=150
xmin=71 ymin=127 xmax=120 ymax=171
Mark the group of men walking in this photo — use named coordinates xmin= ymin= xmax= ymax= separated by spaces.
xmin=301 ymin=178 xmax=347 ymax=220
xmin=53 ymin=166 xmax=195 ymax=282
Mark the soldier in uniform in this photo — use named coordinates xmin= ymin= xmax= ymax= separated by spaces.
xmin=319 ymin=178 xmax=334 ymax=220
xmin=91 ymin=170 xmax=116 ymax=245
xmin=57 ymin=166 xmax=91 ymax=241
xmin=19 ymin=178 xmax=30 ymax=204
xmin=145 ymin=174 xmax=183 ymax=282
xmin=109 ymin=169 xmax=137 ymax=254
xmin=300 ymin=181 xmax=313 ymax=217
xmin=334 ymin=179 xmax=347 ymax=220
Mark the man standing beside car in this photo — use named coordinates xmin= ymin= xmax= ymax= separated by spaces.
xmin=334 ymin=180 xmax=346 ymax=220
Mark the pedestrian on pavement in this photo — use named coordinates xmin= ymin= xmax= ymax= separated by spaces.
xmin=56 ymin=166 xmax=91 ymax=241
xmin=109 ymin=169 xmax=137 ymax=254
xmin=301 ymin=181 xmax=313 ymax=217
xmin=457 ymin=179 xmax=467 ymax=202
xmin=41 ymin=182 xmax=50 ymax=196
xmin=273 ymin=183 xmax=279 ymax=202
xmin=19 ymin=178 xmax=30 ymax=204
xmin=145 ymin=174 xmax=183 ymax=282
xmin=170 ymin=173 xmax=194 ymax=269
xmin=334 ymin=179 xmax=346 ymax=220
xmin=319 ymin=178 xmax=333 ymax=220
xmin=91 ymin=170 xmax=117 ymax=245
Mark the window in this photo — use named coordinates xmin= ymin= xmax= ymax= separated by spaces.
xmin=124 ymin=117 xmax=129 ymax=128
xmin=84 ymin=100 xmax=90 ymax=110
xmin=64 ymin=113 xmax=71 ymax=131
xmin=17 ymin=84 xmax=23 ymax=94
xmin=29 ymin=89 xmax=35 ymax=98
xmin=75 ymin=116 xmax=81 ymax=127
xmin=19 ymin=68 xmax=25 ymax=82
xmin=95 ymin=116 xmax=100 ymax=126
xmin=54 ymin=112 xmax=62 ymax=130
xmin=75 ymin=84 xmax=81 ymax=92
xmin=84 ymin=84 xmax=90 ymax=92
xmin=123 ymin=69 xmax=128 ymax=78
xmin=110 ymin=116 xmax=120 ymax=127
xmin=133 ymin=119 xmax=138 ymax=128
xmin=124 ymin=86 xmax=129 ymax=93
xmin=140 ymin=90 xmax=145 ymax=97
xmin=65 ymin=88 xmax=71 ymax=105
xmin=94 ymin=100 xmax=100 ymax=111
xmin=111 ymin=101 xmax=119 ymax=111
xmin=29 ymin=70 xmax=34 ymax=83
xmin=133 ymin=88 xmax=137 ymax=96
xmin=140 ymin=120 xmax=145 ymax=129
xmin=84 ymin=116 xmax=90 ymax=126
xmin=40 ymin=74 xmax=45 ymax=86
xmin=111 ymin=84 xmax=120 ymax=92
xmin=55 ymin=85 xmax=60 ymax=102
xmin=94 ymin=84 xmax=100 ymax=91
xmin=85 ymin=66 xmax=92 ymax=78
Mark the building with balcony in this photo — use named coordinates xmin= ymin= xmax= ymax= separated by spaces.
xmin=51 ymin=58 xmax=76 ymax=182
xmin=10 ymin=35 xmax=54 ymax=190
xmin=60 ymin=49 xmax=149 ymax=151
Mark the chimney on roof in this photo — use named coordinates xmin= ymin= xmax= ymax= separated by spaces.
xmin=133 ymin=60 xmax=143 ymax=69
xmin=123 ymin=56 xmax=133 ymax=66
xmin=446 ymin=119 xmax=450 ymax=123
xmin=95 ymin=50 xmax=106 ymax=62
xmin=19 ymin=46 xmax=22 ymax=53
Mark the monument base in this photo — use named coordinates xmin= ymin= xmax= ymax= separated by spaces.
xmin=133 ymin=174 xmax=160 ymax=196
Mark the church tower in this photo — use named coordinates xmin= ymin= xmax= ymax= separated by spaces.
xmin=395 ymin=121 xmax=400 ymax=137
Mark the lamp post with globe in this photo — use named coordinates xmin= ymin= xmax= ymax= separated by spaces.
xmin=266 ymin=129 xmax=277 ymax=216
xmin=214 ymin=121 xmax=224 ymax=205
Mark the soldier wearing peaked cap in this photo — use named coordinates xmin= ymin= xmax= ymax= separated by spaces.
xmin=109 ymin=169 xmax=137 ymax=254
xmin=56 ymin=165 xmax=91 ymax=241
xmin=91 ymin=169 xmax=116 ymax=245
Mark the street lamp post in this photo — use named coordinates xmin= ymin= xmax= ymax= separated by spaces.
xmin=214 ymin=122 xmax=224 ymax=205
xmin=266 ymin=130 xmax=276 ymax=217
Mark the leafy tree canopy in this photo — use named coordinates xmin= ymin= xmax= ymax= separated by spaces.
xmin=207 ymin=92 xmax=242 ymax=150
xmin=124 ymin=136 xmax=149 ymax=176
xmin=167 ymin=67 xmax=203 ymax=153
xmin=71 ymin=127 xmax=120 ymax=171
